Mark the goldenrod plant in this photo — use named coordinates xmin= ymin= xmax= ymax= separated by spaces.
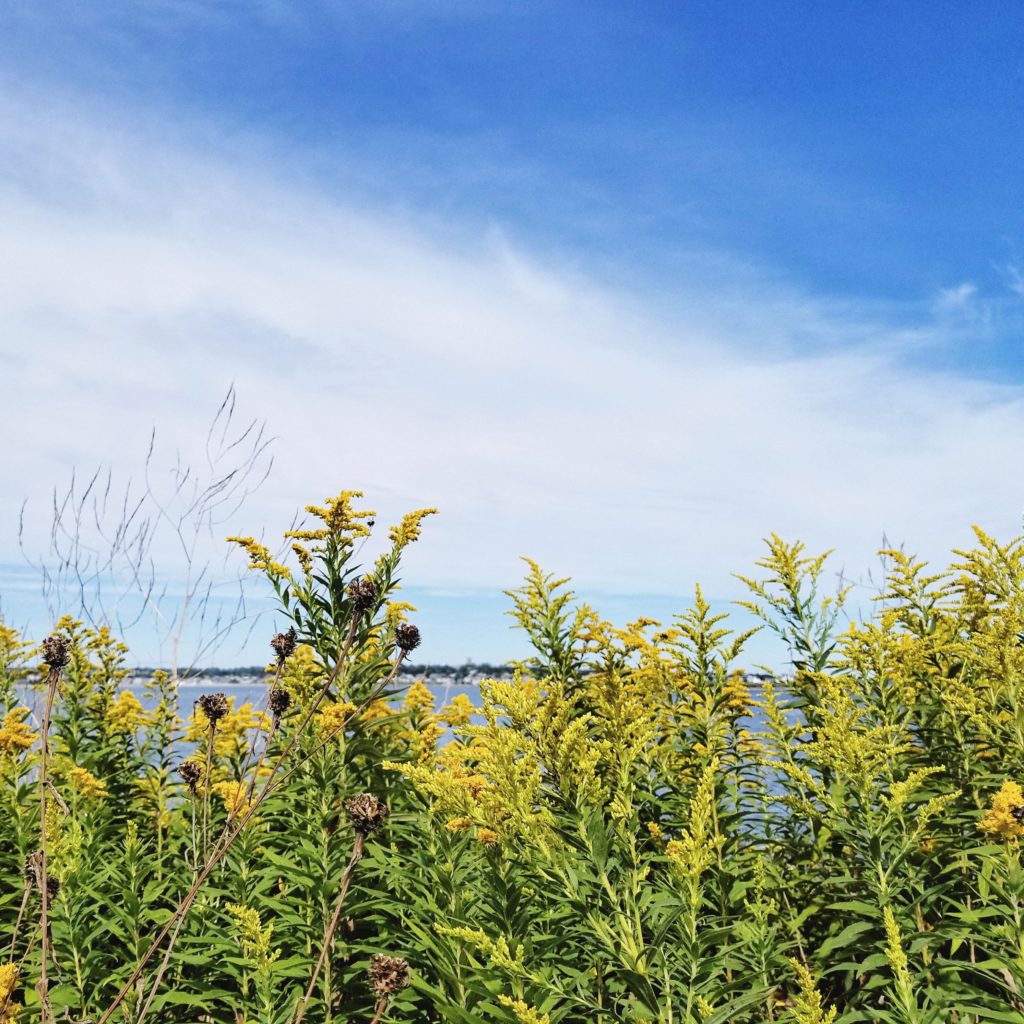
xmin=3 ymin=495 xmax=1024 ymax=1023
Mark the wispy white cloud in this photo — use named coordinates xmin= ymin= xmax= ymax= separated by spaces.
xmin=2 ymin=87 xmax=1023 ymax=650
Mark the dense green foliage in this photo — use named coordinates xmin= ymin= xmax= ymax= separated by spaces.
xmin=3 ymin=490 xmax=1024 ymax=1023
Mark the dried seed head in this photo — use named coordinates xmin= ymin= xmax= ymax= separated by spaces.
xmin=367 ymin=954 xmax=411 ymax=998
xmin=41 ymin=633 xmax=71 ymax=670
xmin=24 ymin=854 xmax=41 ymax=886
xmin=198 ymin=692 xmax=230 ymax=725
xmin=46 ymin=876 xmax=60 ymax=899
xmin=270 ymin=627 xmax=298 ymax=663
xmin=178 ymin=759 xmax=203 ymax=792
xmin=348 ymin=577 xmax=378 ymax=613
xmin=268 ymin=687 xmax=292 ymax=720
xmin=394 ymin=623 xmax=421 ymax=654
xmin=346 ymin=793 xmax=390 ymax=836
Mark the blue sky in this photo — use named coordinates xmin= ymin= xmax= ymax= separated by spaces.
xmin=1 ymin=2 xmax=1023 ymax=668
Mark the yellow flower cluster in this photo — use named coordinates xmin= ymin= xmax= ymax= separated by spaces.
xmin=226 ymin=903 xmax=279 ymax=973
xmin=213 ymin=780 xmax=256 ymax=820
xmin=362 ymin=700 xmax=392 ymax=724
xmin=317 ymin=701 xmax=357 ymax=736
xmin=106 ymin=690 xmax=147 ymax=735
xmin=404 ymin=681 xmax=435 ymax=714
xmin=285 ymin=490 xmax=376 ymax=545
xmin=0 ymin=708 xmax=37 ymax=756
xmin=186 ymin=699 xmax=268 ymax=759
xmin=274 ymin=643 xmax=322 ymax=706
xmin=225 ymin=536 xmax=293 ymax=579
xmin=389 ymin=507 xmax=438 ymax=548
xmin=0 ymin=962 xmax=20 ymax=1023
xmin=435 ymin=925 xmax=526 ymax=974
xmin=439 ymin=693 xmax=474 ymax=727
xmin=978 ymin=780 xmax=1024 ymax=841
xmin=66 ymin=765 xmax=108 ymax=800
xmin=788 ymin=958 xmax=837 ymax=1024
xmin=497 ymin=996 xmax=549 ymax=1024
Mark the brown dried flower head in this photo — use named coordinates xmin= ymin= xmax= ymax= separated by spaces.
xmin=24 ymin=854 xmax=41 ymax=887
xmin=46 ymin=876 xmax=60 ymax=899
xmin=178 ymin=759 xmax=203 ymax=792
xmin=41 ymin=633 xmax=71 ymax=670
xmin=270 ymin=627 xmax=298 ymax=663
xmin=268 ymin=687 xmax=292 ymax=720
xmin=394 ymin=623 xmax=421 ymax=654
xmin=348 ymin=577 xmax=379 ymax=614
xmin=198 ymin=692 xmax=230 ymax=726
xmin=367 ymin=954 xmax=411 ymax=998
xmin=346 ymin=793 xmax=390 ymax=836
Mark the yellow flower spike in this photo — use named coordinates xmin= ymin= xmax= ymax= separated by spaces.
xmin=66 ymin=765 xmax=108 ymax=800
xmin=445 ymin=817 xmax=474 ymax=832
xmin=317 ymin=701 xmax=357 ymax=737
xmin=226 ymin=536 xmax=294 ymax=579
xmin=274 ymin=643 xmax=323 ymax=707
xmin=979 ymin=780 xmax=1024 ymax=840
xmin=286 ymin=490 xmax=376 ymax=545
xmin=291 ymin=543 xmax=313 ymax=573
xmin=213 ymin=780 xmax=256 ymax=820
xmin=788 ymin=958 xmax=837 ymax=1024
xmin=106 ymin=690 xmax=147 ymax=735
xmin=404 ymin=681 xmax=435 ymax=715
xmin=385 ymin=601 xmax=418 ymax=629
xmin=0 ymin=961 xmax=20 ymax=1024
xmin=497 ymin=996 xmax=549 ymax=1024
xmin=225 ymin=903 xmax=279 ymax=984
xmin=0 ymin=708 xmax=38 ymax=756
xmin=361 ymin=700 xmax=391 ymax=724
xmin=389 ymin=507 xmax=439 ymax=548
xmin=410 ymin=719 xmax=444 ymax=762
xmin=882 ymin=906 xmax=911 ymax=993
xmin=0 ymin=963 xmax=19 ymax=1001
xmin=476 ymin=827 xmax=499 ymax=845
xmin=439 ymin=693 xmax=475 ymax=727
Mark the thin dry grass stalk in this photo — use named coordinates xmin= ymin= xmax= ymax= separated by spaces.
xmin=36 ymin=633 xmax=70 ymax=1024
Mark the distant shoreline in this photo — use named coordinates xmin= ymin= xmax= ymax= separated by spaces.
xmin=127 ymin=662 xmax=517 ymax=683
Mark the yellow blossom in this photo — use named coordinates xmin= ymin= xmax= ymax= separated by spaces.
xmin=498 ymin=996 xmax=549 ymax=1024
xmin=0 ymin=962 xmax=20 ymax=1024
xmin=275 ymin=644 xmax=322 ymax=706
xmin=978 ymin=780 xmax=1024 ymax=840
xmin=106 ymin=690 xmax=147 ymax=735
xmin=291 ymin=542 xmax=313 ymax=573
xmin=66 ymin=765 xmax=108 ymax=800
xmin=385 ymin=601 xmax=417 ymax=629
xmin=213 ymin=780 xmax=256 ymax=820
xmin=446 ymin=817 xmax=473 ymax=832
xmin=285 ymin=490 xmax=375 ymax=544
xmin=361 ymin=700 xmax=391 ymax=724
xmin=439 ymin=693 xmax=475 ymax=727
xmin=186 ymin=698 xmax=267 ymax=759
xmin=226 ymin=536 xmax=293 ymax=579
xmin=317 ymin=701 xmax=357 ymax=736
xmin=477 ymin=827 xmax=499 ymax=845
xmin=788 ymin=958 xmax=837 ymax=1024
xmin=389 ymin=507 xmax=438 ymax=548
xmin=0 ymin=708 xmax=37 ymax=756
xmin=226 ymin=903 xmax=279 ymax=973
xmin=404 ymin=681 xmax=435 ymax=715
